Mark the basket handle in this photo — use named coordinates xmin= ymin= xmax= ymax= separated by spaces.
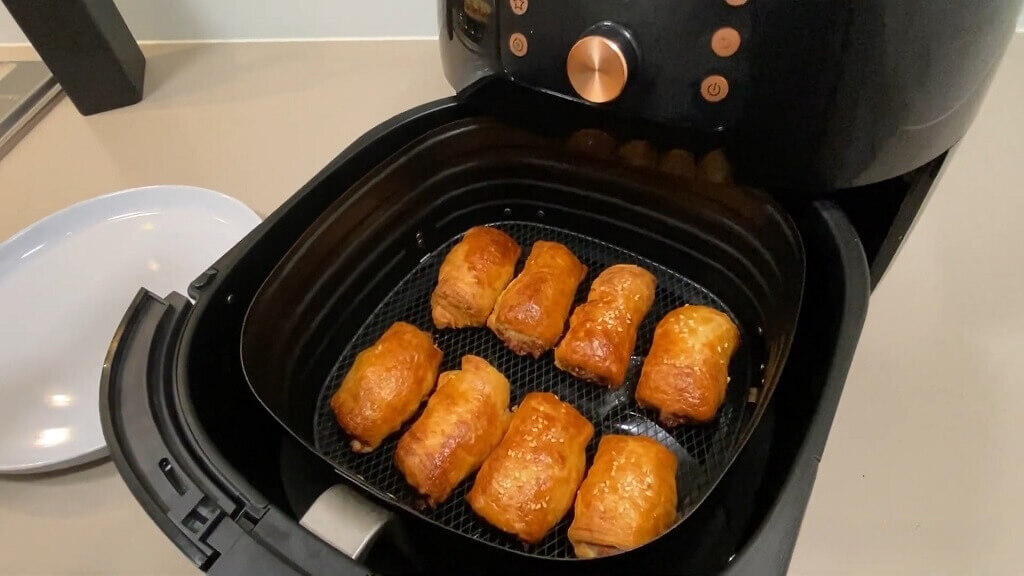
xmin=299 ymin=483 xmax=393 ymax=560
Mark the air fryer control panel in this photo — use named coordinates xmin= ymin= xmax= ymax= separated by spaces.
xmin=443 ymin=0 xmax=1023 ymax=188
xmin=497 ymin=0 xmax=751 ymax=130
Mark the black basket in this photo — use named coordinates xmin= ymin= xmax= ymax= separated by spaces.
xmin=241 ymin=117 xmax=804 ymax=562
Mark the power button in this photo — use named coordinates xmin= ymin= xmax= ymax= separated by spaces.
xmin=701 ymin=75 xmax=729 ymax=103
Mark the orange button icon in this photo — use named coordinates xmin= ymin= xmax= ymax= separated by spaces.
xmin=509 ymin=33 xmax=528 ymax=57
xmin=711 ymin=27 xmax=741 ymax=57
xmin=701 ymin=75 xmax=729 ymax=103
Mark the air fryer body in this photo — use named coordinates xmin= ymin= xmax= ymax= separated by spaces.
xmin=101 ymin=101 xmax=873 ymax=576
xmin=441 ymin=0 xmax=1022 ymax=189
xmin=100 ymin=2 xmax=1020 ymax=575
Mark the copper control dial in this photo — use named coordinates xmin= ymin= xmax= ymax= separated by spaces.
xmin=566 ymin=24 xmax=637 ymax=104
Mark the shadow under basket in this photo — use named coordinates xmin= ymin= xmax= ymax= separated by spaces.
xmin=240 ymin=117 xmax=805 ymax=560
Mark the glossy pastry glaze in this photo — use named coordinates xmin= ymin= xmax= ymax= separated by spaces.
xmin=330 ymin=322 xmax=443 ymax=452
xmin=554 ymin=265 xmax=656 ymax=387
xmin=467 ymin=392 xmax=594 ymax=543
xmin=487 ymin=241 xmax=587 ymax=357
xmin=395 ymin=355 xmax=512 ymax=505
xmin=431 ymin=226 xmax=521 ymax=328
xmin=568 ymin=435 xmax=678 ymax=558
xmin=635 ymin=305 xmax=740 ymax=425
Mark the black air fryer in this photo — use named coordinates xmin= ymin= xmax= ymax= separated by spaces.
xmin=100 ymin=2 xmax=1022 ymax=575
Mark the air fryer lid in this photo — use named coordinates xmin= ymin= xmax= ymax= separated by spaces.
xmin=240 ymin=118 xmax=804 ymax=559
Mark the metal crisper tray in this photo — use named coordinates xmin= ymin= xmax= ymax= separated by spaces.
xmin=312 ymin=221 xmax=755 ymax=559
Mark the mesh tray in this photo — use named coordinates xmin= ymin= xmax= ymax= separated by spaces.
xmin=312 ymin=222 xmax=756 ymax=560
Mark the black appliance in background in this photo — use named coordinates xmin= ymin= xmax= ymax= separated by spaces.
xmin=2 ymin=0 xmax=145 ymax=115
xmin=99 ymin=1 xmax=1021 ymax=575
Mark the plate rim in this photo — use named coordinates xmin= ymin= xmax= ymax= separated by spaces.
xmin=0 ymin=184 xmax=261 ymax=474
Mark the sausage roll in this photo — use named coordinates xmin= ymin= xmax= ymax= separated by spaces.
xmin=330 ymin=322 xmax=443 ymax=453
xmin=565 ymin=128 xmax=617 ymax=159
xmin=431 ymin=226 xmax=521 ymax=329
xmin=616 ymin=140 xmax=659 ymax=169
xmin=554 ymin=265 xmax=657 ymax=388
xmin=635 ymin=305 xmax=740 ymax=425
xmin=395 ymin=355 xmax=512 ymax=506
xmin=658 ymin=149 xmax=697 ymax=180
xmin=696 ymin=149 xmax=734 ymax=185
xmin=487 ymin=241 xmax=587 ymax=357
xmin=467 ymin=392 xmax=594 ymax=544
xmin=568 ymin=435 xmax=678 ymax=558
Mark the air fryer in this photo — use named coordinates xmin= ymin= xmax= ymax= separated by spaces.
xmin=100 ymin=1 xmax=1022 ymax=575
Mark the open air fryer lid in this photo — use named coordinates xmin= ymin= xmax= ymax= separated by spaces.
xmin=239 ymin=116 xmax=804 ymax=561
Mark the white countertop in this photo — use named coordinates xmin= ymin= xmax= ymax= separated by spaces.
xmin=1 ymin=38 xmax=1022 ymax=575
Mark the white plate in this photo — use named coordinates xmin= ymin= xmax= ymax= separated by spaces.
xmin=0 ymin=186 xmax=261 ymax=474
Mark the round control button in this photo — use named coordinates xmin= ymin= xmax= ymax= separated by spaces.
xmin=510 ymin=0 xmax=528 ymax=15
xmin=711 ymin=27 xmax=741 ymax=57
xmin=725 ymin=0 xmax=748 ymax=5
xmin=701 ymin=75 xmax=729 ymax=102
xmin=567 ymin=35 xmax=631 ymax=103
xmin=509 ymin=33 xmax=528 ymax=57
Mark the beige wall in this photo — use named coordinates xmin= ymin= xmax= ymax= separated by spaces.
xmin=0 ymin=0 xmax=437 ymax=45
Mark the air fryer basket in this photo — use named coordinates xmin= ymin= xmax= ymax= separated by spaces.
xmin=241 ymin=118 xmax=804 ymax=560
xmin=313 ymin=221 xmax=747 ymax=558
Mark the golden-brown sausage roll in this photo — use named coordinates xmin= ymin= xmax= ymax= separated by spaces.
xmin=487 ymin=241 xmax=587 ymax=357
xmin=467 ymin=392 xmax=594 ymax=544
xmin=330 ymin=322 xmax=443 ymax=453
xmin=395 ymin=355 xmax=512 ymax=506
xmin=554 ymin=265 xmax=657 ymax=388
xmin=635 ymin=305 xmax=740 ymax=425
xmin=431 ymin=226 xmax=521 ymax=329
xmin=568 ymin=435 xmax=678 ymax=558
